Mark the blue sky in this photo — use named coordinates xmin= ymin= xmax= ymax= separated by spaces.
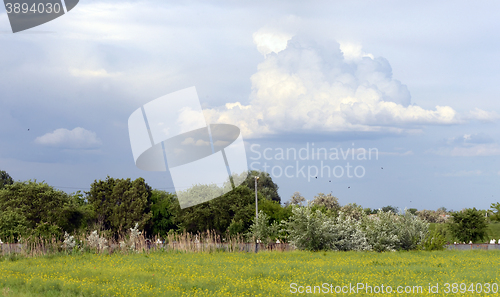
xmin=1 ymin=0 xmax=499 ymax=211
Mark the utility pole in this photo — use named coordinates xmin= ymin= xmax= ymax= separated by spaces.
xmin=255 ymin=175 xmax=259 ymax=221
xmin=254 ymin=175 xmax=259 ymax=253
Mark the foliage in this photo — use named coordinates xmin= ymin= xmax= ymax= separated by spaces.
xmin=289 ymin=192 xmax=305 ymax=205
xmin=381 ymin=205 xmax=398 ymax=214
xmin=248 ymin=210 xmax=279 ymax=244
xmin=0 ymin=208 xmax=28 ymax=241
xmin=0 ymin=170 xmax=13 ymax=189
xmin=362 ymin=209 xmax=428 ymax=252
xmin=259 ymin=197 xmax=293 ymax=224
xmin=150 ymin=190 xmax=177 ymax=237
xmin=327 ymin=213 xmax=370 ymax=251
xmin=396 ymin=210 xmax=429 ymax=251
xmin=416 ymin=209 xmax=447 ymax=223
xmin=240 ymin=170 xmax=281 ymax=203
xmin=362 ymin=210 xmax=400 ymax=252
xmin=86 ymin=230 xmax=108 ymax=252
xmin=228 ymin=219 xmax=245 ymax=236
xmin=407 ymin=208 xmax=418 ymax=215
xmin=175 ymin=185 xmax=255 ymax=236
xmin=0 ymin=181 xmax=85 ymax=241
xmin=423 ymin=227 xmax=447 ymax=251
xmin=311 ymin=193 xmax=340 ymax=211
xmin=86 ymin=176 xmax=153 ymax=238
xmin=490 ymin=202 xmax=500 ymax=222
xmin=281 ymin=206 xmax=332 ymax=251
xmin=448 ymin=208 xmax=488 ymax=243
xmin=62 ymin=232 xmax=77 ymax=252
xmin=340 ymin=203 xmax=364 ymax=220
xmin=363 ymin=208 xmax=377 ymax=215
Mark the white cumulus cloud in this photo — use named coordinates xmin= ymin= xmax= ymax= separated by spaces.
xmin=35 ymin=127 xmax=102 ymax=149
xmin=204 ymin=32 xmax=463 ymax=138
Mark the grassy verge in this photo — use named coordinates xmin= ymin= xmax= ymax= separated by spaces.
xmin=1 ymin=250 xmax=500 ymax=296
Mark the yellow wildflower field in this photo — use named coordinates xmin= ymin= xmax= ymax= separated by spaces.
xmin=0 ymin=250 xmax=499 ymax=296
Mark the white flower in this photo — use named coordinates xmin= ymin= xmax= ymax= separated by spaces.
xmin=62 ymin=232 xmax=76 ymax=250
xmin=119 ymin=241 xmax=127 ymax=249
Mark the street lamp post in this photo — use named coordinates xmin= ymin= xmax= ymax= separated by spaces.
xmin=254 ymin=176 xmax=259 ymax=221
xmin=254 ymin=175 xmax=259 ymax=253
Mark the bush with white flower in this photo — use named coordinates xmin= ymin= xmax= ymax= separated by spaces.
xmin=62 ymin=232 xmax=76 ymax=251
xmin=87 ymin=230 xmax=108 ymax=252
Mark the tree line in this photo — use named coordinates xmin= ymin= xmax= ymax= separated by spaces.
xmin=0 ymin=169 xmax=498 ymax=250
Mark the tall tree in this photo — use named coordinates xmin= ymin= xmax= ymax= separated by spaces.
xmin=241 ymin=170 xmax=281 ymax=203
xmin=0 ymin=181 xmax=84 ymax=240
xmin=449 ymin=208 xmax=488 ymax=243
xmin=0 ymin=170 xmax=13 ymax=189
xmin=490 ymin=202 xmax=500 ymax=222
xmin=86 ymin=176 xmax=153 ymax=237
xmin=150 ymin=190 xmax=177 ymax=237
xmin=381 ymin=205 xmax=399 ymax=214
xmin=175 ymin=184 xmax=255 ymax=235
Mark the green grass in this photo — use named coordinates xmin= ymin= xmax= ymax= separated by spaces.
xmin=1 ymin=250 xmax=500 ymax=296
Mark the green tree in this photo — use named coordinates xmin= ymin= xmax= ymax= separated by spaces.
xmin=449 ymin=208 xmax=488 ymax=243
xmin=0 ymin=208 xmax=28 ymax=241
xmin=0 ymin=170 xmax=13 ymax=189
xmin=86 ymin=176 xmax=153 ymax=237
xmin=248 ymin=210 xmax=279 ymax=244
xmin=407 ymin=208 xmax=418 ymax=215
xmin=241 ymin=171 xmax=281 ymax=203
xmin=259 ymin=197 xmax=293 ymax=224
xmin=381 ymin=205 xmax=398 ymax=214
xmin=175 ymin=185 xmax=256 ymax=236
xmin=150 ymin=190 xmax=177 ymax=237
xmin=490 ymin=202 xmax=500 ymax=222
xmin=0 ymin=181 xmax=85 ymax=241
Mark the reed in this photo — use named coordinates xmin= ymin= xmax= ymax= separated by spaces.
xmin=0 ymin=228 xmax=293 ymax=258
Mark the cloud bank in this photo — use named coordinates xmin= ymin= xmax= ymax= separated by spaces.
xmin=204 ymin=31 xmax=492 ymax=139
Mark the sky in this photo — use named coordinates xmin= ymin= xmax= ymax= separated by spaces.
xmin=1 ymin=0 xmax=500 ymax=211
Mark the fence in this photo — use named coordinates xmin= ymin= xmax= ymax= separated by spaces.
xmin=4 ymin=242 xmax=499 ymax=256
xmin=0 ymin=242 xmax=294 ymax=256
xmin=446 ymin=244 xmax=500 ymax=251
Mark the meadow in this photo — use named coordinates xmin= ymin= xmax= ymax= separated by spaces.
xmin=1 ymin=250 xmax=499 ymax=296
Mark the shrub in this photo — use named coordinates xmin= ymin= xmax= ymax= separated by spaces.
xmin=281 ymin=206 xmax=332 ymax=251
xmin=362 ymin=211 xmax=400 ymax=252
xmin=449 ymin=208 xmax=488 ymax=243
xmin=423 ymin=228 xmax=447 ymax=251
xmin=397 ymin=210 xmax=429 ymax=251
xmin=248 ymin=211 xmax=279 ymax=244
xmin=282 ymin=207 xmax=370 ymax=251
xmin=327 ymin=213 xmax=370 ymax=251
